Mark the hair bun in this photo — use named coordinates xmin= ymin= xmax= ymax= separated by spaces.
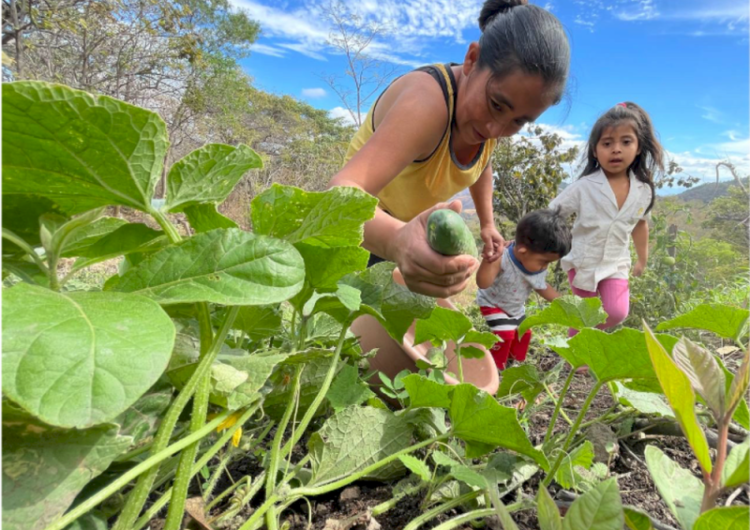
xmin=478 ymin=0 xmax=529 ymax=31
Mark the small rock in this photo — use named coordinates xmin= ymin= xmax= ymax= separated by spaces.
xmin=365 ymin=517 xmax=382 ymax=530
xmin=586 ymin=422 xmax=619 ymax=464
xmin=339 ymin=486 xmax=361 ymax=502
xmin=323 ymin=519 xmax=347 ymax=530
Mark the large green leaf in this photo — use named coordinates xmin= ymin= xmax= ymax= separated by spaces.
xmin=65 ymin=222 xmax=163 ymax=263
xmin=613 ymin=382 xmax=673 ymax=418
xmin=403 ymin=374 xmax=453 ymax=409
xmin=3 ymin=284 xmax=175 ymax=428
xmin=644 ymin=445 xmax=704 ymax=530
xmin=537 ymin=486 xmax=563 ymax=530
xmin=183 ymin=203 xmax=238 ymax=233
xmin=727 ymin=350 xmax=750 ymax=421
xmin=645 ymin=325 xmax=712 ymax=474
xmin=114 ymin=388 xmax=172 ymax=448
xmin=656 ymin=304 xmax=749 ymax=341
xmin=1 ymin=194 xmax=67 ymax=254
xmin=2 ymin=406 xmax=131 ymax=530
xmin=623 ymin=507 xmax=654 ymax=530
xmin=718 ymin=356 xmax=750 ymax=430
xmin=550 ymin=328 xmax=678 ymax=381
xmin=497 ymin=365 xmax=544 ymax=404
xmin=327 ymin=363 xmax=376 ymax=412
xmin=165 ymin=144 xmax=261 ymax=212
xmin=59 ymin=217 xmax=128 ymax=257
xmin=264 ymin=356 xmax=339 ymax=420
xmin=561 ymin=477 xmax=623 ymax=530
xmin=233 ymin=305 xmax=282 ymax=341
xmin=251 ymin=184 xmax=378 ymax=248
xmin=519 ymin=296 xmax=608 ymax=335
xmin=106 ymin=228 xmax=304 ymax=305
xmin=722 ymin=436 xmax=749 ymax=489
xmin=3 ymin=81 xmax=168 ymax=213
xmin=694 ymin=507 xmax=750 ymax=530
xmin=449 ymin=384 xmax=548 ymax=470
xmin=295 ymin=243 xmax=370 ymax=290
xmin=673 ymin=338 xmax=726 ymax=419
xmin=308 ymin=406 xmax=413 ymax=485
xmin=414 ymin=306 xmax=473 ymax=347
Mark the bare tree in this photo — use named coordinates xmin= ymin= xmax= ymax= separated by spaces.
xmin=321 ymin=1 xmax=400 ymax=127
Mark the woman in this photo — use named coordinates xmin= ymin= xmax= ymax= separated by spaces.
xmin=329 ymin=0 xmax=570 ymax=298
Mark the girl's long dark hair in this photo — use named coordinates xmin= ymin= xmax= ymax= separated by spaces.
xmin=580 ymin=102 xmax=664 ymax=213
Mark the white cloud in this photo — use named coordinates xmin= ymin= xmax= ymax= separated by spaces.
xmin=616 ymin=0 xmax=659 ymax=21
xmin=302 ymin=87 xmax=327 ymax=98
xmin=278 ymin=43 xmax=328 ymax=61
xmin=698 ymin=105 xmax=724 ymax=124
xmin=328 ymin=106 xmax=358 ymax=126
xmin=250 ymin=43 xmax=287 ymax=57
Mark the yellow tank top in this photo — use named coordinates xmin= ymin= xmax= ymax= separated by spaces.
xmin=343 ymin=63 xmax=497 ymax=222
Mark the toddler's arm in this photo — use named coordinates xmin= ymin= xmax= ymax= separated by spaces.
xmin=476 ymin=255 xmax=503 ymax=289
xmin=534 ymin=283 xmax=561 ymax=302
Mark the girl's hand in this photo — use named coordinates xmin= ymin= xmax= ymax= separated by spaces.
xmin=633 ymin=260 xmax=647 ymax=277
xmin=480 ymin=225 xmax=505 ymax=263
xmin=390 ymin=200 xmax=479 ymax=298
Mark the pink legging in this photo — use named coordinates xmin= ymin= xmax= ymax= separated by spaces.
xmin=568 ymin=269 xmax=630 ymax=337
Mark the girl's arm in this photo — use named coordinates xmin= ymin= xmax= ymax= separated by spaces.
xmin=476 ymin=256 xmax=503 ymax=290
xmin=469 ymin=164 xmax=504 ymax=262
xmin=535 ymin=283 xmax=561 ymax=302
xmin=632 ymin=219 xmax=649 ymax=277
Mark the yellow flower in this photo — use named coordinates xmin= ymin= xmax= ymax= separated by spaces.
xmin=213 ymin=410 xmax=244 ymax=447
xmin=231 ymin=427 xmax=243 ymax=448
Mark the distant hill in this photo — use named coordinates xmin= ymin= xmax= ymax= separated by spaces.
xmin=676 ymin=179 xmax=748 ymax=203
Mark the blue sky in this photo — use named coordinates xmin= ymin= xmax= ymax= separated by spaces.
xmin=231 ymin=0 xmax=749 ymax=188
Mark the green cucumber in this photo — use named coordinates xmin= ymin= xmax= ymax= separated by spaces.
xmin=426 ymin=209 xmax=478 ymax=257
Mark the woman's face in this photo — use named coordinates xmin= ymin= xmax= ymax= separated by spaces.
xmin=456 ymin=43 xmax=557 ymax=146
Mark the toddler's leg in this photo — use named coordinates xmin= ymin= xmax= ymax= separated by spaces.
xmin=510 ymin=329 xmax=532 ymax=362
xmin=489 ymin=330 xmax=515 ymax=370
xmin=596 ymin=278 xmax=630 ymax=329
xmin=567 ymin=269 xmax=598 ymax=337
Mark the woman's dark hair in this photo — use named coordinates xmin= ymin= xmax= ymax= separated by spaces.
xmin=580 ymin=101 xmax=664 ymax=213
xmin=515 ymin=207 xmax=571 ymax=257
xmin=477 ymin=0 xmax=570 ymax=103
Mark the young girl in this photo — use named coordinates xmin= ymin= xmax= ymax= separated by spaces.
xmin=549 ymin=102 xmax=663 ymax=334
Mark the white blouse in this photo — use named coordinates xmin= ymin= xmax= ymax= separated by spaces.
xmin=549 ymin=169 xmax=652 ymax=292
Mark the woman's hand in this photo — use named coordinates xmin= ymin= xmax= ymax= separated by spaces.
xmin=633 ymin=259 xmax=647 ymax=277
xmin=389 ymin=200 xmax=479 ymax=298
xmin=480 ymin=225 xmax=505 ymax=263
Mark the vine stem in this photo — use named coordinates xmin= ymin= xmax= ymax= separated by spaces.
xmin=429 ymin=509 xmax=497 ymax=530
xmin=403 ymin=490 xmax=482 ymax=530
xmin=42 ymin=411 xmax=233 ymax=530
xmin=112 ymin=306 xmax=240 ymax=530
xmin=265 ymin=365 xmax=303 ymax=530
xmin=543 ymin=368 xmax=576 ymax=447
xmin=543 ymin=380 xmax=605 ymax=487
xmin=133 ymin=403 xmax=261 ymax=530
xmin=163 ymin=303 xmax=223 ymax=530
xmin=2 ymin=227 xmax=49 ymax=275
xmin=542 ymin=381 xmax=573 ymax=425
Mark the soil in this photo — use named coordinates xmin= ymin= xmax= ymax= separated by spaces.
xmin=140 ymin=337 xmax=749 ymax=530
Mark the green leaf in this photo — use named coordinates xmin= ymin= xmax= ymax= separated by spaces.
xmin=451 ymin=464 xmax=487 ymax=488
xmin=722 ymin=436 xmax=749 ymax=489
xmin=449 ymin=384 xmax=548 ymax=470
xmin=623 ymin=507 xmax=654 ymax=530
xmin=403 ymin=374 xmax=453 ymax=409
xmin=295 ymin=244 xmax=370 ymax=290
xmin=265 ymin=356 xmax=340 ymax=421
xmin=165 ymin=144 xmax=261 ymax=212
xmin=2 ymin=407 xmax=131 ymax=530
xmin=414 ymin=306 xmax=473 ymax=347
xmin=554 ymin=441 xmax=595 ymax=490
xmin=644 ymin=445 xmax=704 ymax=530
xmin=59 ymin=217 xmax=127 ymax=257
xmin=644 ymin=325 xmax=712 ymax=474
xmin=488 ymin=484 xmax=521 ymax=530
xmin=304 ymin=284 xmax=362 ymax=319
xmin=497 ymin=365 xmax=544 ymax=404
xmin=3 ymin=81 xmax=168 ymax=213
xmin=233 ymin=305 xmax=282 ymax=341
xmin=183 ymin=203 xmax=238 ymax=233
xmin=46 ymin=208 xmax=105 ymax=259
xmin=551 ymin=328 xmax=677 ymax=381
xmin=462 ymin=330 xmax=500 ymax=349
xmin=727 ymin=350 xmax=750 ymax=420
xmin=613 ymin=382 xmax=673 ymax=418
xmin=694 ymin=507 xmax=750 ymax=530
xmin=1 ymin=194 xmax=67 ymax=254
xmin=718 ymin=356 xmax=750 ymax=430
xmin=114 ymin=388 xmax=172 ymax=447
xmin=656 ymin=304 xmax=749 ymax=341
xmin=459 ymin=345 xmax=486 ymax=359
xmin=327 ymin=363 xmax=376 ymax=412
xmin=251 ymin=184 xmax=378 ymax=248
xmin=65 ymin=512 xmax=109 ymax=530
xmin=106 ymin=228 xmax=304 ymax=305
xmin=518 ymin=296 xmax=607 ymax=335
xmin=432 ymin=451 xmax=461 ymax=469
xmin=309 ymin=407 xmax=413 ymax=485
xmin=3 ymin=283 xmax=175 ymax=428
xmin=341 ymin=262 xmax=435 ymax=341
xmin=561 ymin=477 xmax=624 ymax=530
xmin=68 ymin=223 xmax=165 ymax=271
xmin=672 ymin=338 xmax=726 ymax=419
xmin=537 ymin=487 xmax=563 ymax=530
xmin=399 ymin=455 xmax=432 ymax=482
